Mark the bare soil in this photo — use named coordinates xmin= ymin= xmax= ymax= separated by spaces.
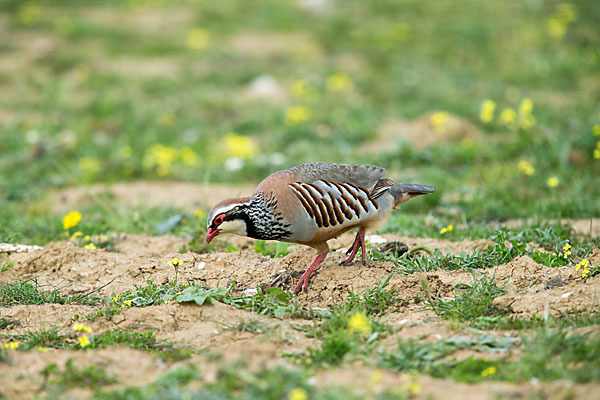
xmin=2 ymin=232 xmax=599 ymax=399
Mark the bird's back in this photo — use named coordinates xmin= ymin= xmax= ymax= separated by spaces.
xmin=254 ymin=163 xmax=391 ymax=244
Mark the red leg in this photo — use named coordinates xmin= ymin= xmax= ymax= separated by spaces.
xmin=345 ymin=232 xmax=360 ymax=255
xmin=294 ymin=251 xmax=328 ymax=294
xmin=340 ymin=228 xmax=367 ymax=266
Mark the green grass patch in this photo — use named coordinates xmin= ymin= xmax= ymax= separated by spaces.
xmin=41 ymin=359 xmax=118 ymax=391
xmin=0 ymin=278 xmax=99 ymax=306
xmin=372 ymin=231 xmax=594 ymax=275
xmin=422 ymin=271 xmax=508 ymax=329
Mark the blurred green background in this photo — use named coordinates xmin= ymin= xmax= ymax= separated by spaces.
xmin=1 ymin=0 xmax=599 ymax=243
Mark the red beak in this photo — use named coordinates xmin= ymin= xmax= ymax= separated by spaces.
xmin=206 ymin=227 xmax=220 ymax=243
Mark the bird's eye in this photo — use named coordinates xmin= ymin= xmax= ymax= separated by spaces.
xmin=214 ymin=214 xmax=225 ymax=225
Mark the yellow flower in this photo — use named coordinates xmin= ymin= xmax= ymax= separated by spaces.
xmin=516 ymin=98 xmax=536 ymax=129
xmin=186 ymin=28 xmax=209 ymax=50
xmin=223 ymin=132 xmax=258 ymax=159
xmin=291 ymin=79 xmax=308 ymax=97
xmin=70 ymin=231 xmax=83 ymax=240
xmin=326 ymin=73 xmax=353 ymax=92
xmin=430 ymin=112 xmax=449 ymax=134
xmin=63 ymin=211 xmax=82 ymax=230
xmin=78 ymin=335 xmax=91 ymax=348
xmin=288 ymin=388 xmax=307 ymax=400
xmin=481 ymin=366 xmax=497 ymax=377
xmin=169 ymin=258 xmax=182 ymax=267
xmin=348 ymin=312 xmax=371 ymax=335
xmin=73 ymin=323 xmax=92 ymax=333
xmin=78 ymin=157 xmax=101 ymax=175
xmin=179 ymin=147 xmax=199 ymax=166
xmin=3 ymin=341 xmax=19 ymax=350
xmin=479 ymin=99 xmax=496 ymax=123
xmin=593 ymin=125 xmax=600 ymax=136
xmin=143 ymin=144 xmax=178 ymax=176
xmin=582 ymin=268 xmax=590 ymax=278
xmin=17 ymin=2 xmax=41 ymax=25
xmin=404 ymin=373 xmax=422 ymax=395
xmin=594 ymin=148 xmax=600 ymax=160
xmin=576 ymin=259 xmax=589 ymax=270
xmin=563 ymin=243 xmax=571 ymax=251
xmin=519 ymin=98 xmax=533 ymax=116
xmin=517 ymin=160 xmax=535 ymax=176
xmin=121 ymin=300 xmax=132 ymax=308
xmin=285 ymin=106 xmax=312 ymax=125
xmin=439 ymin=224 xmax=454 ymax=235
xmin=547 ymin=176 xmax=559 ymax=188
xmin=499 ymin=108 xmax=517 ymax=127
xmin=84 ymin=242 xmax=96 ymax=250
xmin=119 ymin=145 xmax=133 ymax=159
xmin=370 ymin=369 xmax=383 ymax=385
xmin=546 ymin=17 xmax=567 ymax=39
xmin=37 ymin=346 xmax=48 ymax=352
xmin=195 ymin=210 xmax=204 ymax=218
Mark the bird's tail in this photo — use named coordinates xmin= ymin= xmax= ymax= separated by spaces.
xmin=390 ymin=182 xmax=436 ymax=206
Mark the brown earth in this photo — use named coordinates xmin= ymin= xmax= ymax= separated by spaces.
xmin=4 ymin=235 xmax=597 ymax=316
xmin=2 ymin=234 xmax=599 ymax=398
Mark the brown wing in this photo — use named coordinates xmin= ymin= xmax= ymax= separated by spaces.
xmin=255 ymin=162 xmax=386 ymax=194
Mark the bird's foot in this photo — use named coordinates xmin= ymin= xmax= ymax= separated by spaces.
xmin=293 ymin=251 xmax=327 ymax=295
xmin=271 ymin=270 xmax=302 ymax=288
xmin=341 ymin=228 xmax=367 ymax=266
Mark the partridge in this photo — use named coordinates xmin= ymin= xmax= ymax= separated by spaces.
xmin=206 ymin=162 xmax=436 ymax=294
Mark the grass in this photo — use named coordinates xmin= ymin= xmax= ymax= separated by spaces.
xmin=0 ymin=278 xmax=100 ymax=306
xmin=1 ymin=326 xmax=173 ymax=353
xmin=371 ymin=230 xmax=597 ymax=275
xmin=41 ymin=359 xmax=118 ymax=391
xmin=422 ymin=271 xmax=508 ymax=328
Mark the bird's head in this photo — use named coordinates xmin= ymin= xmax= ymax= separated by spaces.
xmin=206 ymin=197 xmax=251 ymax=243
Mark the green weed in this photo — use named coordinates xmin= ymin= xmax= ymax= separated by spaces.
xmin=0 ymin=278 xmax=99 ymax=306
xmin=423 ymin=271 xmax=508 ymax=328
xmin=254 ymin=240 xmax=290 ymax=258
xmin=41 ymin=358 xmax=118 ymax=391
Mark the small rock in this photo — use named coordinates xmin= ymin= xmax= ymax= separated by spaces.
xmin=246 ymin=75 xmax=284 ymax=101
xmin=365 ymin=234 xmax=387 ymax=245
xmin=544 ymin=277 xmax=569 ymax=290
xmin=378 ymin=241 xmax=409 ymax=257
xmin=0 ymin=243 xmax=44 ymax=253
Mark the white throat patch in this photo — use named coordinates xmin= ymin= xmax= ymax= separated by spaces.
xmin=218 ymin=219 xmax=248 ymax=236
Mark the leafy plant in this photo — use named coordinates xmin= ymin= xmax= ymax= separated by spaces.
xmin=176 ymin=286 xmax=229 ymax=306
xmin=0 ymin=278 xmax=99 ymax=306
xmin=254 ymin=240 xmax=290 ymax=258
xmin=41 ymin=359 xmax=117 ymax=390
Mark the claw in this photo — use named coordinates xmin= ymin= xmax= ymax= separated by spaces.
xmin=341 ymin=228 xmax=367 ymax=265
xmin=293 ymin=251 xmax=328 ymax=295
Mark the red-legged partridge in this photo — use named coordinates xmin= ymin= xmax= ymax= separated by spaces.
xmin=206 ymin=163 xmax=436 ymax=294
